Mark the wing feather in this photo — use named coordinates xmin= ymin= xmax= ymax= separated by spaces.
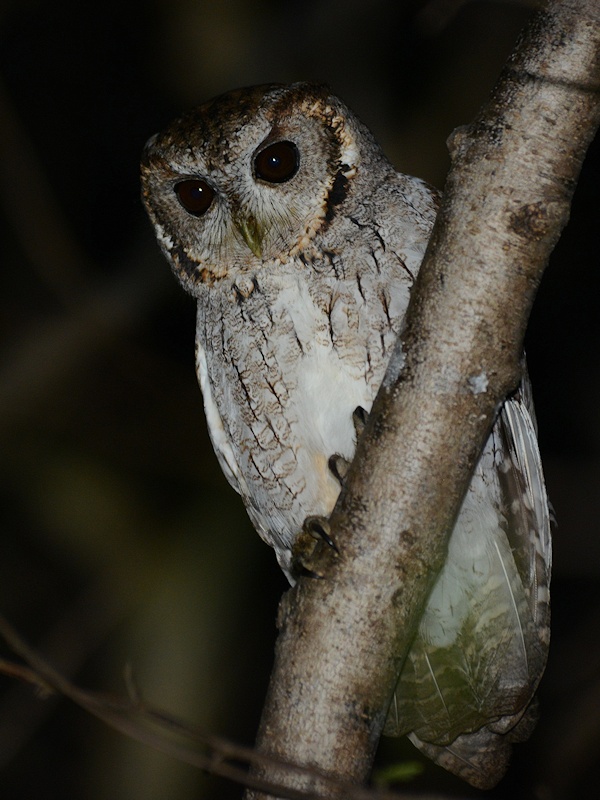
xmin=385 ymin=373 xmax=552 ymax=788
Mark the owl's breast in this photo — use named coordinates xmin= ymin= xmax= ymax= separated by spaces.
xmin=195 ymin=261 xmax=405 ymax=570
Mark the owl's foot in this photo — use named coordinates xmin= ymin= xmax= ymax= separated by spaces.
xmin=293 ymin=405 xmax=370 ymax=577
xmin=291 ymin=516 xmax=338 ymax=578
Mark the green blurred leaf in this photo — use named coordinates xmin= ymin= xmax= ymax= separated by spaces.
xmin=372 ymin=760 xmax=424 ymax=787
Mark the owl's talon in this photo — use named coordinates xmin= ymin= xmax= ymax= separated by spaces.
xmin=353 ymin=405 xmax=369 ymax=437
xmin=291 ymin=559 xmax=326 ymax=581
xmin=304 ymin=515 xmax=338 ymax=553
xmin=328 ymin=453 xmax=350 ymax=485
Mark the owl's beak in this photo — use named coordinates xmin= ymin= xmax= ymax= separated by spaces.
xmin=234 ymin=214 xmax=263 ymax=258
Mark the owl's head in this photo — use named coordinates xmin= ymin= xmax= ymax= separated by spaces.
xmin=141 ymin=83 xmax=390 ymax=293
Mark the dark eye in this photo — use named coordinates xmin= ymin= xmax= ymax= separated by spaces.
xmin=175 ymin=179 xmax=215 ymax=216
xmin=254 ymin=141 xmax=299 ymax=183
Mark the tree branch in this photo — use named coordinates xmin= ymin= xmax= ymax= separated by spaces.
xmin=245 ymin=2 xmax=600 ymax=797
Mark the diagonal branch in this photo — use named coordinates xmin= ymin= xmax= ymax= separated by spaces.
xmin=245 ymin=2 xmax=600 ymax=797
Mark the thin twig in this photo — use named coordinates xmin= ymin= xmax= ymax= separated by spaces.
xmin=0 ymin=614 xmax=459 ymax=800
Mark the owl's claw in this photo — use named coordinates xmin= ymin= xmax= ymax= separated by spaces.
xmin=304 ymin=516 xmax=339 ymax=552
xmin=328 ymin=453 xmax=350 ymax=485
xmin=353 ymin=405 xmax=369 ymax=437
xmin=291 ymin=516 xmax=339 ymax=578
xmin=327 ymin=407 xmax=369 ymax=487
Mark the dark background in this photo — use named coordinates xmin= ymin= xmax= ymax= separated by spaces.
xmin=0 ymin=1 xmax=598 ymax=798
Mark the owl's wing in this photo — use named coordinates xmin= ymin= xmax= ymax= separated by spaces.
xmin=498 ymin=378 xmax=552 ymax=652
xmin=196 ymin=336 xmax=294 ymax=571
xmin=195 ymin=338 xmax=246 ymax=496
xmin=385 ymin=375 xmax=551 ymax=789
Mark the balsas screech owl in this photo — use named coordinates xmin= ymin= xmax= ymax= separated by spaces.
xmin=141 ymin=83 xmax=551 ymax=789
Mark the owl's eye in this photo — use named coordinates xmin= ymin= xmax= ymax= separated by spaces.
xmin=175 ymin=179 xmax=215 ymax=216
xmin=254 ymin=141 xmax=299 ymax=184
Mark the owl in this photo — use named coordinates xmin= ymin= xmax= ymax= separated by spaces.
xmin=141 ymin=83 xmax=551 ymax=789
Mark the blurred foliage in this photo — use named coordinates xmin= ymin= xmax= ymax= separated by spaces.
xmin=0 ymin=1 xmax=598 ymax=798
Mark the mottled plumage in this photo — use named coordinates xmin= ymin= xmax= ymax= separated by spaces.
xmin=141 ymin=83 xmax=551 ymax=789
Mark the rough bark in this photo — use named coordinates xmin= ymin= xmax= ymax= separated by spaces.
xmin=245 ymin=2 xmax=600 ymax=797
